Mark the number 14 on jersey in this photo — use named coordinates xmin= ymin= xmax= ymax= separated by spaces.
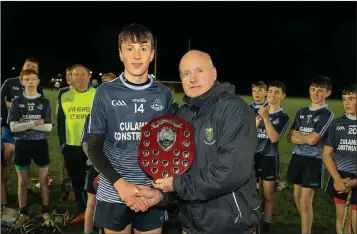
xmin=135 ymin=103 xmax=144 ymax=113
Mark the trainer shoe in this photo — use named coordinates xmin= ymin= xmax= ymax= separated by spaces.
xmin=42 ymin=212 xmax=53 ymax=227
xmin=71 ymin=212 xmax=85 ymax=224
xmin=13 ymin=214 xmax=29 ymax=229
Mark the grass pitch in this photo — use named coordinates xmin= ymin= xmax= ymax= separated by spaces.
xmin=4 ymin=88 xmax=341 ymax=233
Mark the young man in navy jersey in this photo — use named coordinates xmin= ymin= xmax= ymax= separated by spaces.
xmin=287 ymin=76 xmax=334 ymax=234
xmin=255 ymin=80 xmax=290 ymax=233
xmin=81 ymin=73 xmax=115 ymax=234
xmin=87 ymin=23 xmax=172 ymax=234
xmin=323 ymin=84 xmax=357 ymax=234
xmin=7 ymin=69 xmax=52 ymax=229
xmin=250 ymin=81 xmax=269 ymax=201
xmin=1 ymin=58 xmax=44 ymax=189
xmin=250 ymin=81 xmax=268 ymax=115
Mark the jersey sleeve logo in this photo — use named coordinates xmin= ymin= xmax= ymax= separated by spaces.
xmin=272 ymin=118 xmax=280 ymax=125
xmin=151 ymin=98 xmax=164 ymax=111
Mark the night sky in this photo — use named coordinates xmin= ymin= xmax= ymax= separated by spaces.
xmin=1 ymin=1 xmax=356 ymax=97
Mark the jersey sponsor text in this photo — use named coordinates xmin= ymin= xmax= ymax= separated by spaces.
xmin=337 ymin=138 xmax=357 ymax=152
xmin=299 ymin=126 xmax=314 ymax=133
xmin=114 ymin=122 xmax=147 ymax=141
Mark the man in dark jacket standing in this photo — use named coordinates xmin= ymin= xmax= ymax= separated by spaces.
xmin=134 ymin=50 xmax=262 ymax=234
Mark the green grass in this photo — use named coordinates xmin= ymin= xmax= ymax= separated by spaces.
xmin=5 ymin=89 xmax=341 ymax=233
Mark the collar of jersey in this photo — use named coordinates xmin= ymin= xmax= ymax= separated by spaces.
xmin=309 ymin=104 xmax=328 ymax=111
xmin=269 ymin=108 xmax=283 ymax=115
xmin=252 ymin=100 xmax=267 ymax=109
xmin=346 ymin=114 xmax=357 ymax=120
xmin=23 ymin=93 xmax=42 ymax=99
xmin=119 ymin=72 xmax=153 ymax=90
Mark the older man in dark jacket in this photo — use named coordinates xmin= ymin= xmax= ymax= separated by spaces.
xmin=135 ymin=50 xmax=262 ymax=234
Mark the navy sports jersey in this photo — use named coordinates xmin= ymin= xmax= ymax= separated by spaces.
xmin=1 ymin=76 xmax=44 ymax=103
xmin=7 ymin=94 xmax=52 ymax=140
xmin=249 ymin=101 xmax=268 ymax=116
xmin=256 ymin=108 xmax=290 ymax=156
xmin=88 ymin=73 xmax=172 ymax=203
xmin=324 ymin=115 xmax=357 ymax=175
xmin=290 ymin=104 xmax=334 ymax=158
xmin=56 ymin=86 xmax=70 ymax=103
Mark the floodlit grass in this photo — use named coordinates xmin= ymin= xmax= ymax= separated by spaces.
xmin=5 ymin=89 xmax=341 ymax=233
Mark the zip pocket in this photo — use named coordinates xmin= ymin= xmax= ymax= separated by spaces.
xmin=232 ymin=192 xmax=242 ymax=223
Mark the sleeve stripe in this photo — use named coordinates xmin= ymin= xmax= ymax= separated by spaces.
xmin=80 ymin=125 xmax=86 ymax=142
xmin=1 ymin=78 xmax=10 ymax=91
xmin=88 ymin=114 xmax=92 ymax=133
xmin=279 ymin=118 xmax=290 ymax=136
xmin=319 ymin=111 xmax=334 ymax=136
xmin=1 ymin=77 xmax=19 ymax=90
xmin=87 ymin=90 xmax=97 ymax=133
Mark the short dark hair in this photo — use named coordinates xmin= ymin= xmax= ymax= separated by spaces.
xmin=252 ymin=81 xmax=267 ymax=90
xmin=71 ymin=64 xmax=90 ymax=75
xmin=342 ymin=84 xmax=357 ymax=96
xmin=268 ymin=80 xmax=286 ymax=93
xmin=24 ymin=57 xmax=39 ymax=66
xmin=310 ymin=76 xmax=332 ymax=91
xmin=118 ymin=23 xmax=154 ymax=50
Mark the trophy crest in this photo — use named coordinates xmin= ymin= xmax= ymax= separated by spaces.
xmin=138 ymin=114 xmax=195 ymax=180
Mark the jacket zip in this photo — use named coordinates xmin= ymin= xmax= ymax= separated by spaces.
xmin=232 ymin=192 xmax=242 ymax=223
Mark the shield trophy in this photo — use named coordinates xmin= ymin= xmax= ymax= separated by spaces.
xmin=138 ymin=114 xmax=195 ymax=180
